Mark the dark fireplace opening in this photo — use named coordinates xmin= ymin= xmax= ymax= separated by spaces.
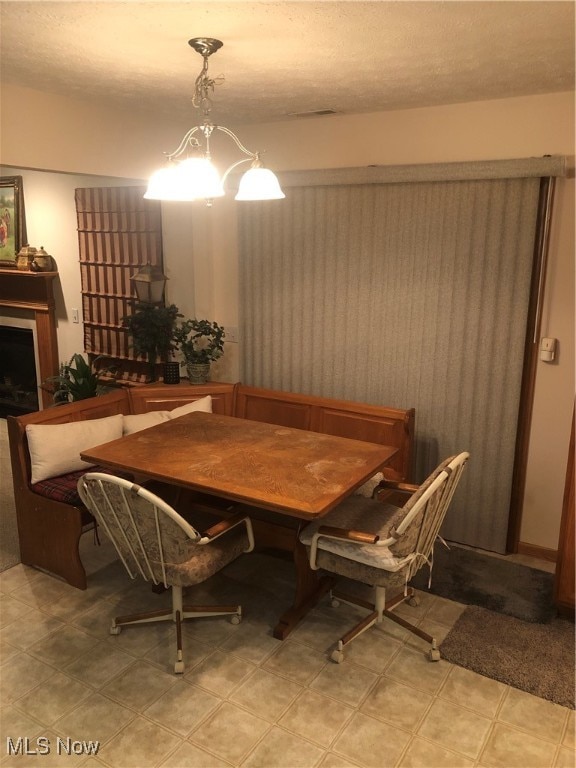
xmin=0 ymin=326 xmax=39 ymax=417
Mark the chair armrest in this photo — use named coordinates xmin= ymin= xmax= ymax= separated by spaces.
xmin=200 ymin=511 xmax=255 ymax=552
xmin=378 ymin=480 xmax=419 ymax=494
xmin=307 ymin=526 xmax=379 ymax=571
xmin=317 ymin=525 xmax=379 ymax=545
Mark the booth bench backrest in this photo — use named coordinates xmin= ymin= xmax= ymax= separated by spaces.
xmin=9 ymin=382 xmax=415 ymax=492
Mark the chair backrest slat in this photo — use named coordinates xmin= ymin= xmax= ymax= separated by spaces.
xmin=78 ymin=472 xmax=204 ymax=587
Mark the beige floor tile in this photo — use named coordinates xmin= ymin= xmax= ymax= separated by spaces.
xmin=417 ymin=698 xmax=492 ymax=759
xmin=278 ymin=689 xmax=354 ymax=748
xmin=398 ymin=736 xmax=475 ymax=767
xmin=0 ymin=638 xmax=19 ymax=667
xmin=0 ymin=564 xmax=43 ymax=595
xmin=563 ymin=710 xmax=575 ymax=749
xmin=189 ymin=701 xmax=270 ymax=763
xmin=421 ymin=596 xmax=466 ymax=627
xmin=309 ymin=660 xmax=378 ymax=708
xmin=158 ymin=740 xmax=231 ymax=767
xmin=184 ymin=649 xmax=256 ymax=697
xmin=555 ymin=746 xmax=576 ymax=768
xmin=384 ymin=646 xmax=450 ymax=695
xmin=360 ymin=677 xmax=433 ymax=731
xmin=439 ymin=665 xmax=506 ymax=718
xmin=318 ymin=753 xmax=363 ymax=767
xmin=0 ymin=608 xmax=63 ymax=650
xmin=290 ymin=603 xmax=366 ymax=654
xmin=6 ymin=572 xmax=71 ymax=609
xmin=27 ymin=624 xmax=100 ymax=669
xmin=0 ymin=595 xmax=33 ymax=628
xmin=0 ymin=707 xmax=43 ymax=744
xmin=336 ymin=627 xmax=403 ymax=673
xmin=144 ymin=633 xmax=212 ymax=673
xmin=498 ymin=686 xmax=570 ymax=743
xmin=14 ymin=671 xmax=92 ymax=727
xmin=182 ymin=613 xmax=243 ymax=646
xmin=52 ymin=693 xmax=135 ymax=745
xmin=97 ymin=715 xmax=181 ymax=768
xmin=0 ymin=652 xmax=55 ymax=705
xmin=63 ymin=640 xmax=135 ymax=688
xmin=230 ymin=668 xmax=302 ymax=721
xmin=71 ymin=601 xmax=123 ymax=640
xmin=100 ymin=660 xmax=177 ymax=711
xmin=144 ymin=679 xmax=221 ymax=736
xmin=242 ymin=725 xmax=325 ymax=767
xmin=219 ymin=619 xmax=281 ymax=664
xmin=262 ymin=640 xmax=328 ymax=686
xmin=333 ymin=711 xmax=411 ymax=767
xmin=480 ymin=722 xmax=558 ymax=768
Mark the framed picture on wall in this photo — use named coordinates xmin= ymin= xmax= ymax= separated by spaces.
xmin=0 ymin=175 xmax=27 ymax=268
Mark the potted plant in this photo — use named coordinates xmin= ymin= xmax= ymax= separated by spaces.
xmin=122 ymin=303 xmax=182 ymax=382
xmin=173 ymin=318 xmax=226 ymax=383
xmin=42 ymin=353 xmax=117 ymax=404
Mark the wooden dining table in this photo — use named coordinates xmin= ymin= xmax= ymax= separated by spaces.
xmin=81 ymin=411 xmax=398 ymax=638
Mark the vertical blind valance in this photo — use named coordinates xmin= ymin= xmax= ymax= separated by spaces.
xmin=272 ymin=156 xmax=566 ymax=188
xmin=238 ymin=172 xmax=543 ymax=552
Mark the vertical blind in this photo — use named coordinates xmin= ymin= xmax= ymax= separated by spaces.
xmin=75 ymin=186 xmax=163 ymax=381
xmin=238 ymin=173 xmax=542 ymax=552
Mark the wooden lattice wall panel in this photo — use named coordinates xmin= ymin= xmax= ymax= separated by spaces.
xmin=75 ymin=186 xmax=163 ymax=381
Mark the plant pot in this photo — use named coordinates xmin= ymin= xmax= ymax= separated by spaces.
xmin=163 ymin=362 xmax=180 ymax=385
xmin=186 ymin=362 xmax=210 ymax=384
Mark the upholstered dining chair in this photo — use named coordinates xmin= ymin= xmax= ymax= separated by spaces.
xmin=77 ymin=472 xmax=254 ymax=673
xmin=299 ymin=452 xmax=469 ymax=663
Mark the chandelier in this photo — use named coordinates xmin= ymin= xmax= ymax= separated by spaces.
xmin=144 ymin=38 xmax=285 ymax=205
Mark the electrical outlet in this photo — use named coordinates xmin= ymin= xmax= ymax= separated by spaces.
xmin=72 ymin=308 xmax=79 ymax=324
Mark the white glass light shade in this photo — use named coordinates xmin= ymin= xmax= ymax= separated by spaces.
xmin=235 ymin=167 xmax=285 ymax=201
xmin=144 ymin=158 xmax=225 ymax=201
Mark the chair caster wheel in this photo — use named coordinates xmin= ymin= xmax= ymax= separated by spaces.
xmin=110 ymin=625 xmax=121 ymax=635
xmin=230 ymin=614 xmax=241 ymax=625
xmin=331 ymin=649 xmax=344 ymax=664
xmin=428 ymin=648 xmax=441 ymax=662
xmin=330 ymin=598 xmax=340 ymax=608
xmin=174 ymin=660 xmax=184 ymax=674
xmin=407 ymin=595 xmax=420 ymax=607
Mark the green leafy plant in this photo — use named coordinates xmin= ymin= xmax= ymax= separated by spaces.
xmin=122 ymin=303 xmax=182 ymax=381
xmin=173 ymin=318 xmax=226 ymax=365
xmin=42 ymin=354 xmax=117 ymax=404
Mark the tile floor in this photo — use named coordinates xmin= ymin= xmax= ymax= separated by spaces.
xmin=0 ymin=535 xmax=574 ymax=768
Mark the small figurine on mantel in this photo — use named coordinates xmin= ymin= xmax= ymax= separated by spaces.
xmin=30 ymin=246 xmax=56 ymax=272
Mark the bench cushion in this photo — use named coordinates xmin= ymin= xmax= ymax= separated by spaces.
xmin=31 ymin=466 xmax=130 ymax=506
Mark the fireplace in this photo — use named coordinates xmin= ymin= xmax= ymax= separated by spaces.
xmin=0 ymin=269 xmax=60 ymax=410
xmin=0 ymin=326 xmax=39 ymax=416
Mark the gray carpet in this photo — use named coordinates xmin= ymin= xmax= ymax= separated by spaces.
xmin=441 ymin=605 xmax=575 ymax=709
xmin=411 ymin=543 xmax=556 ymax=623
xmin=0 ymin=418 xmax=20 ymax=572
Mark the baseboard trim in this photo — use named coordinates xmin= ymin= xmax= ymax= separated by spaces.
xmin=517 ymin=542 xmax=557 ymax=563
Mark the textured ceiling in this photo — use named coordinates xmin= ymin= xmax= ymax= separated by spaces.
xmin=1 ymin=1 xmax=574 ymax=125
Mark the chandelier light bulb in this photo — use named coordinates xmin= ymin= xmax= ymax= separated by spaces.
xmin=144 ymin=38 xmax=285 ymax=205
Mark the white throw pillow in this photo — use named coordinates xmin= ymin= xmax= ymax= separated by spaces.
xmin=122 ymin=410 xmax=171 ymax=435
xmin=168 ymin=395 xmax=212 ymax=419
xmin=26 ymin=414 xmax=124 ymax=484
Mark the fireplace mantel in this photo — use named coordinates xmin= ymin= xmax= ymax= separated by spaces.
xmin=0 ymin=269 xmax=60 ymax=408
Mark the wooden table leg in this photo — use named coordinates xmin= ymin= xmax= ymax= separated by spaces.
xmin=272 ymin=538 xmax=333 ymax=640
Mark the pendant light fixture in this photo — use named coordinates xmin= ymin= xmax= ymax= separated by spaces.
xmin=144 ymin=38 xmax=285 ymax=205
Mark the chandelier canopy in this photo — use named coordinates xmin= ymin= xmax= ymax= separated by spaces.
xmin=144 ymin=38 xmax=285 ymax=205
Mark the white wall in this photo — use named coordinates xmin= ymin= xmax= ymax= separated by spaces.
xmin=1 ymin=84 xmax=573 ymax=552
